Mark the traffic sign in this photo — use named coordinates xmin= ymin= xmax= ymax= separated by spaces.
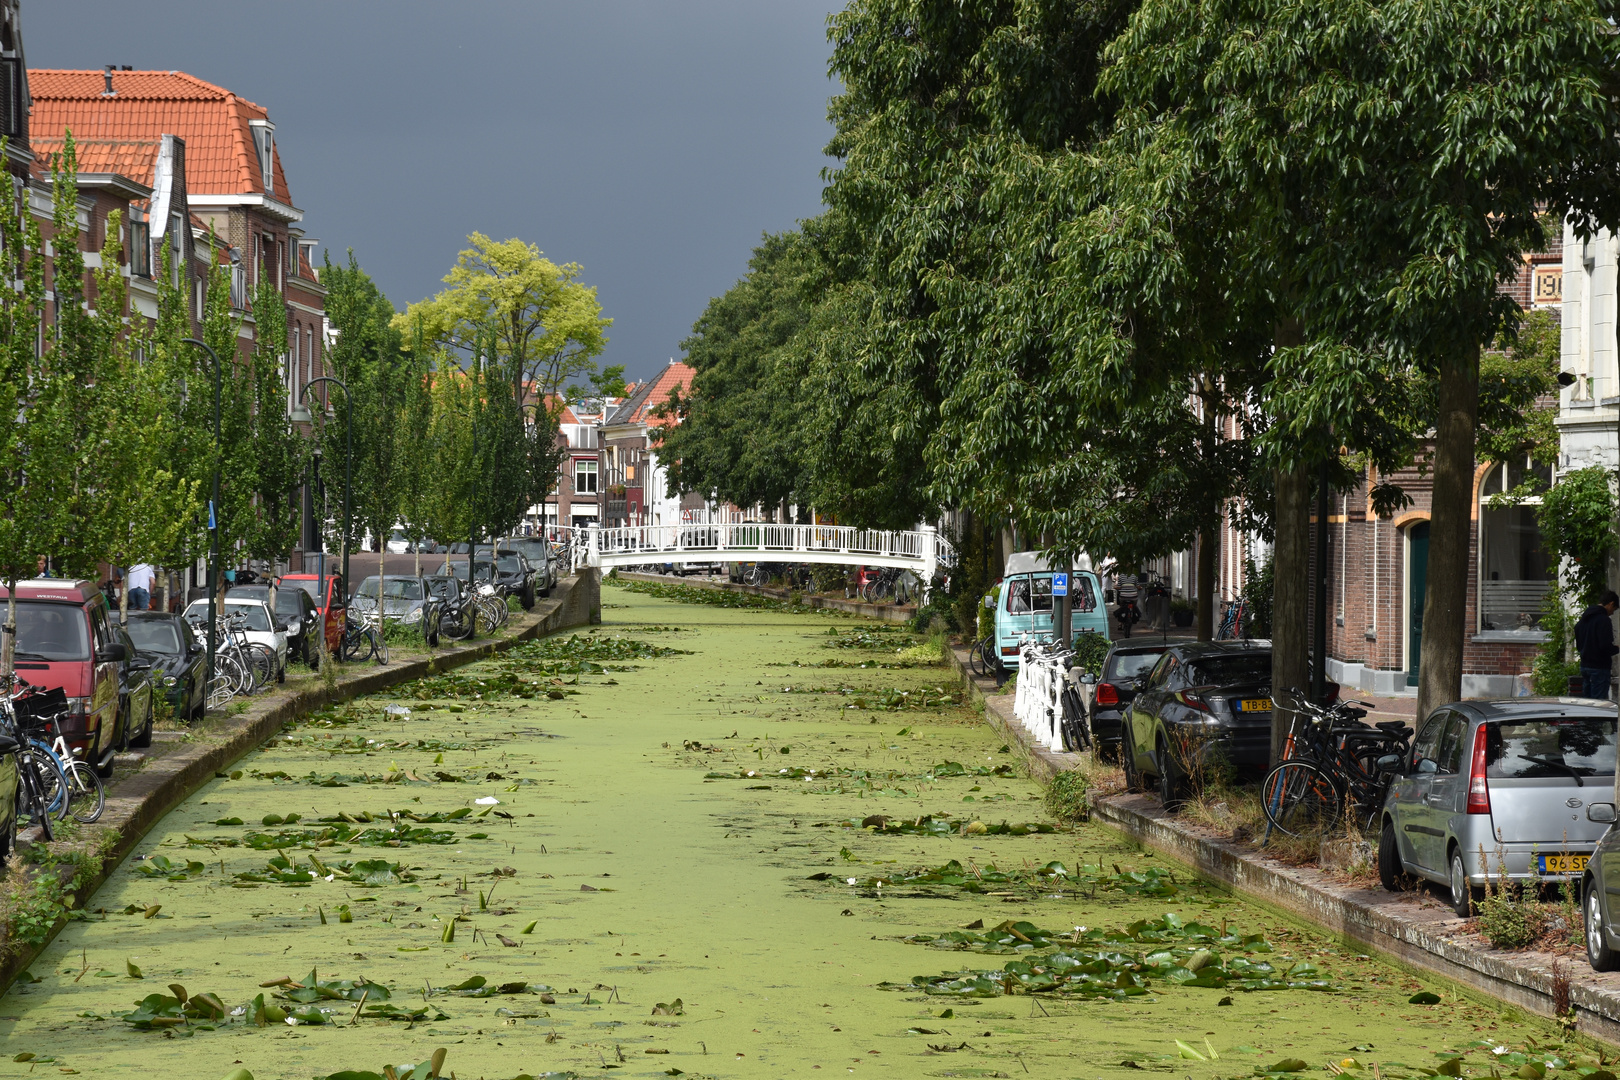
xmin=1052 ymin=572 xmax=1068 ymax=597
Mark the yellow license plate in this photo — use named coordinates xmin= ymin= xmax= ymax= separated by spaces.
xmin=1240 ymin=699 xmax=1272 ymax=712
xmin=1540 ymin=854 xmax=1588 ymax=874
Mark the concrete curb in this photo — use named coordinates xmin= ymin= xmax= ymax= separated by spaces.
xmin=614 ymin=571 xmax=916 ymax=623
xmin=939 ymin=635 xmax=1620 ymax=1043
xmin=0 ymin=570 xmax=601 ymax=991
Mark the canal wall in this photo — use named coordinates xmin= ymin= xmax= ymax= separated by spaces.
xmin=0 ymin=569 xmax=601 ymax=992
xmin=942 ymin=638 xmax=1620 ymax=1044
xmin=614 ymin=570 xmax=915 ymax=623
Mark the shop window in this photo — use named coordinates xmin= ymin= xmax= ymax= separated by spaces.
xmin=1478 ymin=456 xmax=1553 ymax=631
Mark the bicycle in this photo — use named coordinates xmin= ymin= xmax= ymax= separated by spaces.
xmin=968 ymin=636 xmax=996 ymax=679
xmin=1216 ymin=598 xmax=1248 ymax=641
xmin=11 ymin=681 xmax=103 ymax=824
xmin=1261 ymin=689 xmax=1412 ymax=837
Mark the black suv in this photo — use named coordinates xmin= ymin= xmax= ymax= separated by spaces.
xmin=1084 ymin=643 xmax=1171 ymax=762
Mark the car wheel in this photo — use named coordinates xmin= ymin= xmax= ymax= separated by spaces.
xmin=1155 ymin=737 xmax=1183 ymax=812
xmin=1120 ymin=729 xmax=1143 ymax=793
xmin=1587 ymin=877 xmax=1620 ymax=971
xmin=1378 ymin=818 xmax=1409 ymax=892
xmin=1448 ymin=846 xmax=1479 ymax=917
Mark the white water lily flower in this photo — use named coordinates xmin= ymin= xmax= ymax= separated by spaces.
xmin=324 ymin=874 xmax=335 ymax=882
xmin=286 ymin=1016 xmax=298 ymax=1026
xmin=847 ymin=877 xmax=857 ymax=886
xmin=475 ymin=796 xmax=500 ymax=805
xmin=230 ymin=1005 xmax=246 ymax=1017
xmin=385 ymin=704 xmax=410 ymax=716
xmin=1492 ymin=1048 xmax=1509 ymax=1056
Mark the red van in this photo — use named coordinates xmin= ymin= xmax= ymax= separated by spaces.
xmin=0 ymin=579 xmax=126 ymax=773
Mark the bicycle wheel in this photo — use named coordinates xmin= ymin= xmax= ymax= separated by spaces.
xmin=62 ymin=759 xmax=105 ymax=824
xmin=25 ymin=740 xmax=69 ymax=820
xmin=246 ymin=645 xmax=277 ymax=691
xmin=14 ymin=750 xmax=55 ymax=842
xmin=1261 ymin=760 xmax=1343 ymax=837
xmin=370 ymin=627 xmax=389 ymax=665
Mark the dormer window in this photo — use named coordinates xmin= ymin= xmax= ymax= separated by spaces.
xmin=249 ymin=120 xmax=275 ymax=192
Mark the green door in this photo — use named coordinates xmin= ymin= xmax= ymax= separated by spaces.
xmin=1406 ymin=522 xmax=1429 ymax=688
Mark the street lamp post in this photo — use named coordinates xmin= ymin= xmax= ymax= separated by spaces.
xmin=301 ymin=376 xmax=353 ymax=601
xmin=181 ymin=338 xmax=222 ymax=697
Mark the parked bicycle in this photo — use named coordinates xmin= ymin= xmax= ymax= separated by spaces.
xmin=9 ymin=679 xmax=102 ymax=824
xmin=1260 ymin=688 xmax=1412 ymax=837
xmin=1216 ymin=598 xmax=1249 ymax=640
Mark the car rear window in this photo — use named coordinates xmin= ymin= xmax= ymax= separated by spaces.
xmin=14 ymin=601 xmax=89 ymax=661
xmin=1485 ymin=717 xmax=1616 ymax=779
xmin=1185 ymin=655 xmax=1270 ymax=685
xmin=1107 ymin=652 xmax=1163 ymax=681
xmin=125 ymin=620 xmax=182 ymax=655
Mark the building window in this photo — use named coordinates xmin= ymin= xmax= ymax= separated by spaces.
xmin=1478 ymin=456 xmax=1554 ymax=632
xmin=574 ymin=459 xmax=598 ymax=495
xmin=129 ymin=220 xmax=150 ymax=277
xmin=249 ymin=121 xmax=275 ymax=192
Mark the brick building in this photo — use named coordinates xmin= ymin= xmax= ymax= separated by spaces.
xmin=600 ymin=361 xmax=704 ymax=528
xmin=27 ymin=66 xmax=330 ymax=578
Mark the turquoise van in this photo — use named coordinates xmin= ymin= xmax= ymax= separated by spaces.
xmin=993 ymin=552 xmax=1109 ymax=676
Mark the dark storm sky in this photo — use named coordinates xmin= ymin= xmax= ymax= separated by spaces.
xmin=25 ymin=1 xmax=840 ymax=383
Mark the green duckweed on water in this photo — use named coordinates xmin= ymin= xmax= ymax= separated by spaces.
xmin=0 ymin=579 xmax=1596 ymax=1078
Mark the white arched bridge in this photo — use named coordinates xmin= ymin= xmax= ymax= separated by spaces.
xmin=551 ymin=523 xmax=955 ymax=581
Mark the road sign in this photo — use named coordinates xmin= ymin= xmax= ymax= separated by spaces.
xmin=1052 ymin=572 xmax=1068 ymax=596
xmin=207 ymin=500 xmax=216 ymax=530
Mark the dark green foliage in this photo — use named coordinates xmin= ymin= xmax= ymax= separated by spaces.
xmin=1537 ymin=467 xmax=1615 ymax=605
xmin=1070 ymin=632 xmax=1110 ymax=676
xmin=1044 ymin=769 xmax=1091 ymax=822
xmin=1240 ymin=556 xmax=1274 ymax=639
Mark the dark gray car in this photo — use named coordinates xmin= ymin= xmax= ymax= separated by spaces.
xmin=1377 ymin=699 xmax=1616 ymax=918
xmin=1122 ymin=642 xmax=1275 ymax=810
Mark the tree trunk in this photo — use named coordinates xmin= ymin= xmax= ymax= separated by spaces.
xmin=1271 ymin=463 xmax=1312 ymax=765
xmin=1415 ymin=344 xmax=1479 ymax=724
xmin=1196 ymin=524 xmax=1216 ymax=641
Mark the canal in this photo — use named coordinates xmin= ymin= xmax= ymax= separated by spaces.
xmin=0 ymin=580 xmax=1588 ymax=1079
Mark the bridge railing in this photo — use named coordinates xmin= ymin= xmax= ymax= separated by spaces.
xmin=540 ymin=522 xmax=956 ymax=576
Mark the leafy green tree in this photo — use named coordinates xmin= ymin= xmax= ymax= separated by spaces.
xmin=0 ymin=140 xmax=50 ymax=675
xmin=395 ymin=233 xmax=613 ymax=516
xmin=244 ymin=273 xmax=306 ymax=564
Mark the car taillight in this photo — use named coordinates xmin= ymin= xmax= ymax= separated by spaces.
xmin=1175 ymin=689 xmax=1210 ymax=713
xmin=1467 ymin=724 xmax=1490 ymax=815
xmin=1095 ymin=682 xmax=1120 ymax=706
xmin=1000 ymin=646 xmax=1019 ymax=656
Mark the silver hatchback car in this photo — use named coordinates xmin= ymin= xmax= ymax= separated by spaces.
xmin=1376 ymin=699 xmax=1617 ymax=916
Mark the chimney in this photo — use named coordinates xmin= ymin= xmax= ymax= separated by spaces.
xmin=102 ymin=65 xmax=114 ymax=96
xmin=121 ymin=65 xmax=132 ymax=71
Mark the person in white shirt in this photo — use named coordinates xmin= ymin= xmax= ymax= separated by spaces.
xmin=127 ymin=564 xmax=155 ymax=613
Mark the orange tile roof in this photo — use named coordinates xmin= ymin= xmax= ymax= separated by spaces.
xmin=615 ymin=362 xmax=694 ymax=427
xmin=28 ymin=70 xmax=292 ymax=201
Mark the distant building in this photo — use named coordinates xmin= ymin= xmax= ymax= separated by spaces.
xmin=601 ymin=362 xmax=705 ymax=528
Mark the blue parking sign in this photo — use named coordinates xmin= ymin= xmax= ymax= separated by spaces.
xmin=1052 ymin=572 xmax=1068 ymax=596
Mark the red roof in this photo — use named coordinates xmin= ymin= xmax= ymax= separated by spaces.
xmin=619 ymin=363 xmax=694 ymax=427
xmin=28 ymin=70 xmax=292 ymax=201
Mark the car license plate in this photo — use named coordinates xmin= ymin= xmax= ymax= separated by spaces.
xmin=1540 ymin=854 xmax=1588 ymax=875
xmin=1239 ymin=699 xmax=1272 ymax=712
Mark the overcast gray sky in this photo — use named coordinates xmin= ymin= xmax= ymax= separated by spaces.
xmin=27 ymin=1 xmax=840 ymax=383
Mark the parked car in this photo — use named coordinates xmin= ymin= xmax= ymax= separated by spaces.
xmin=110 ymin=623 xmax=156 ymax=754
xmin=182 ymin=598 xmax=289 ymax=683
xmin=228 ymin=582 xmax=322 ymax=668
xmin=439 ymin=550 xmax=536 ymax=609
xmin=350 ymin=575 xmax=441 ymax=640
xmin=0 ymin=579 xmax=129 ymax=776
xmin=1372 ymin=699 xmax=1616 ymax=918
xmin=1083 ymin=642 xmax=1172 ymax=762
xmin=385 ymin=527 xmax=412 ymax=555
xmin=1122 ymin=642 xmax=1285 ymax=809
xmin=501 ymin=536 xmax=557 ymax=595
xmin=122 ymin=610 xmax=207 ymax=723
xmin=280 ymin=571 xmax=347 ymax=658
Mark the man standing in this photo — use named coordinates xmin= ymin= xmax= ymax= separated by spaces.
xmin=127 ymin=563 xmax=154 ymax=614
xmin=1574 ymin=590 xmax=1619 ymax=700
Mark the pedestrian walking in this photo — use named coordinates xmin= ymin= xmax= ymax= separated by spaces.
xmin=1574 ymin=590 xmax=1619 ymax=700
xmin=127 ymin=563 xmax=154 ymax=613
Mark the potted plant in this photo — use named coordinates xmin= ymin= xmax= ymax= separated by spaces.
xmin=1170 ymin=598 xmax=1195 ymax=628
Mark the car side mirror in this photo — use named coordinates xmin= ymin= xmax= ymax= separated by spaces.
xmin=98 ymin=642 xmax=127 ymax=663
xmin=1415 ymin=758 xmax=1438 ymax=775
xmin=982 ymin=595 xmax=995 ymax=609
xmin=1590 ymin=803 xmax=1618 ymax=824
xmin=189 ymin=643 xmax=203 ymax=655
xmin=1375 ymin=753 xmax=1403 ymax=774
xmin=1080 ymin=673 xmax=1096 ymax=685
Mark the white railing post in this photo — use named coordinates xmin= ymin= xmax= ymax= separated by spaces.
xmin=587 ymin=523 xmax=601 ymax=568
xmin=920 ymin=524 xmax=937 ymax=604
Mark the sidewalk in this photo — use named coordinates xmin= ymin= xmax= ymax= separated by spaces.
xmin=943 ymin=639 xmax=1620 ymax=1044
